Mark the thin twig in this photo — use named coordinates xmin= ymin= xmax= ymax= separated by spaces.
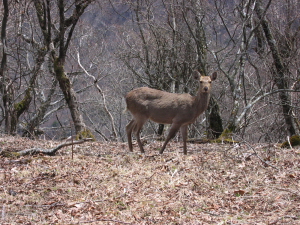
xmin=1 ymin=205 xmax=5 ymax=222
xmin=274 ymin=187 xmax=300 ymax=196
xmin=71 ymin=118 xmax=74 ymax=160
xmin=78 ymin=218 xmax=133 ymax=224
xmin=243 ymin=142 xmax=279 ymax=170
xmin=287 ymin=136 xmax=293 ymax=150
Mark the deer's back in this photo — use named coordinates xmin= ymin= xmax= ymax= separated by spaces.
xmin=126 ymin=87 xmax=195 ymax=124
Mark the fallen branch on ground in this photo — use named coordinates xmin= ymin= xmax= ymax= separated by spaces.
xmin=243 ymin=142 xmax=279 ymax=170
xmin=0 ymin=138 xmax=93 ymax=157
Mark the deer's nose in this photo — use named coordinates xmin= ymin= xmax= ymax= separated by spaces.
xmin=204 ymin=86 xmax=208 ymax=92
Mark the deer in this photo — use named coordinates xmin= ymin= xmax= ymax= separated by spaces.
xmin=125 ymin=71 xmax=217 ymax=155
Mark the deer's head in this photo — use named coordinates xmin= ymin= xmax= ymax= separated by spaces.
xmin=193 ymin=71 xmax=217 ymax=94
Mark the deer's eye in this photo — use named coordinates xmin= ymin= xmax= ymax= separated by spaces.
xmin=200 ymin=81 xmax=203 ymax=83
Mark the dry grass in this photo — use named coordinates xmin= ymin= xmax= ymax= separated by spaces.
xmin=0 ymin=135 xmax=299 ymax=224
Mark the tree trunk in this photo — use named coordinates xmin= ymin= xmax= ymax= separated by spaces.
xmin=11 ymin=47 xmax=48 ymax=134
xmin=157 ymin=124 xmax=165 ymax=136
xmin=22 ymin=79 xmax=58 ymax=137
xmin=192 ymin=5 xmax=223 ymax=139
xmin=0 ymin=0 xmax=10 ymax=133
xmin=255 ymin=0 xmax=297 ymax=136
xmin=29 ymin=0 xmax=96 ymax=139
xmin=53 ymin=58 xmax=86 ymax=134
xmin=207 ymin=96 xmax=223 ymax=139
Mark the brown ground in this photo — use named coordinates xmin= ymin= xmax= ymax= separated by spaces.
xmin=0 ymin=134 xmax=299 ymax=224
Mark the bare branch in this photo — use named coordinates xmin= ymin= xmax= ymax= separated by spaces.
xmin=76 ymin=51 xmax=118 ymax=140
xmin=15 ymin=138 xmax=93 ymax=156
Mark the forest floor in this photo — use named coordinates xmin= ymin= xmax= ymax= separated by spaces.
xmin=0 ymin=134 xmax=299 ymax=225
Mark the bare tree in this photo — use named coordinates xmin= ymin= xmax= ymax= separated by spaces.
xmin=0 ymin=0 xmax=10 ymax=131
xmin=1 ymin=0 xmax=299 ymax=143
xmin=0 ymin=0 xmax=47 ymax=135
xmin=254 ymin=0 xmax=298 ymax=136
xmin=209 ymin=0 xmax=300 ymax=141
xmin=32 ymin=0 xmax=95 ymax=137
xmin=116 ymin=0 xmax=223 ymax=140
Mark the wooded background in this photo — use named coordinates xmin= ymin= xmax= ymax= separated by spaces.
xmin=0 ymin=0 xmax=299 ymax=143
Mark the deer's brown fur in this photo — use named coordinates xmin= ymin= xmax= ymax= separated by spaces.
xmin=126 ymin=71 xmax=217 ymax=154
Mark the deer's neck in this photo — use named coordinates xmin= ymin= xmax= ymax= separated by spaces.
xmin=194 ymin=92 xmax=210 ymax=116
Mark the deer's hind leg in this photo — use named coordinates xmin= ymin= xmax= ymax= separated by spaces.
xmin=133 ymin=117 xmax=148 ymax=153
xmin=126 ymin=117 xmax=148 ymax=153
xmin=126 ymin=120 xmax=135 ymax=152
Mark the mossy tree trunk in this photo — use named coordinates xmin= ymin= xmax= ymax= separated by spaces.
xmin=53 ymin=57 xmax=86 ymax=134
xmin=32 ymin=0 xmax=94 ymax=137
xmin=255 ymin=0 xmax=297 ymax=136
xmin=53 ymin=0 xmax=93 ymax=136
xmin=0 ymin=0 xmax=10 ymax=133
xmin=193 ymin=6 xmax=223 ymax=139
xmin=207 ymin=96 xmax=223 ymax=139
xmin=10 ymin=47 xmax=48 ymax=134
xmin=1 ymin=0 xmax=47 ymax=135
xmin=22 ymin=78 xmax=58 ymax=137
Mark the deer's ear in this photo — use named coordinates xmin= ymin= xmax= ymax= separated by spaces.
xmin=193 ymin=71 xmax=200 ymax=80
xmin=211 ymin=72 xmax=217 ymax=81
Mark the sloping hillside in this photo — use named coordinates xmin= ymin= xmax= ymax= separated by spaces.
xmin=1 ymin=135 xmax=299 ymax=224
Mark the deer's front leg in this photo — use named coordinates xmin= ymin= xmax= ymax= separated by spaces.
xmin=159 ymin=123 xmax=181 ymax=154
xmin=180 ymin=125 xmax=188 ymax=155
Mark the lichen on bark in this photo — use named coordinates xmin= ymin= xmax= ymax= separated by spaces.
xmin=76 ymin=128 xmax=95 ymax=141
xmin=280 ymin=135 xmax=300 ymax=148
xmin=54 ymin=57 xmax=71 ymax=102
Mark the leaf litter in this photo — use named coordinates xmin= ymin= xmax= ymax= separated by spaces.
xmin=0 ymin=135 xmax=299 ymax=224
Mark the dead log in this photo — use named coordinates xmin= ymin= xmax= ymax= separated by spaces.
xmin=0 ymin=138 xmax=93 ymax=157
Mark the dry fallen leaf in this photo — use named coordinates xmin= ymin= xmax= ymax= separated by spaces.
xmin=1 ymin=135 xmax=299 ymax=224
xmin=233 ymin=190 xmax=245 ymax=196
